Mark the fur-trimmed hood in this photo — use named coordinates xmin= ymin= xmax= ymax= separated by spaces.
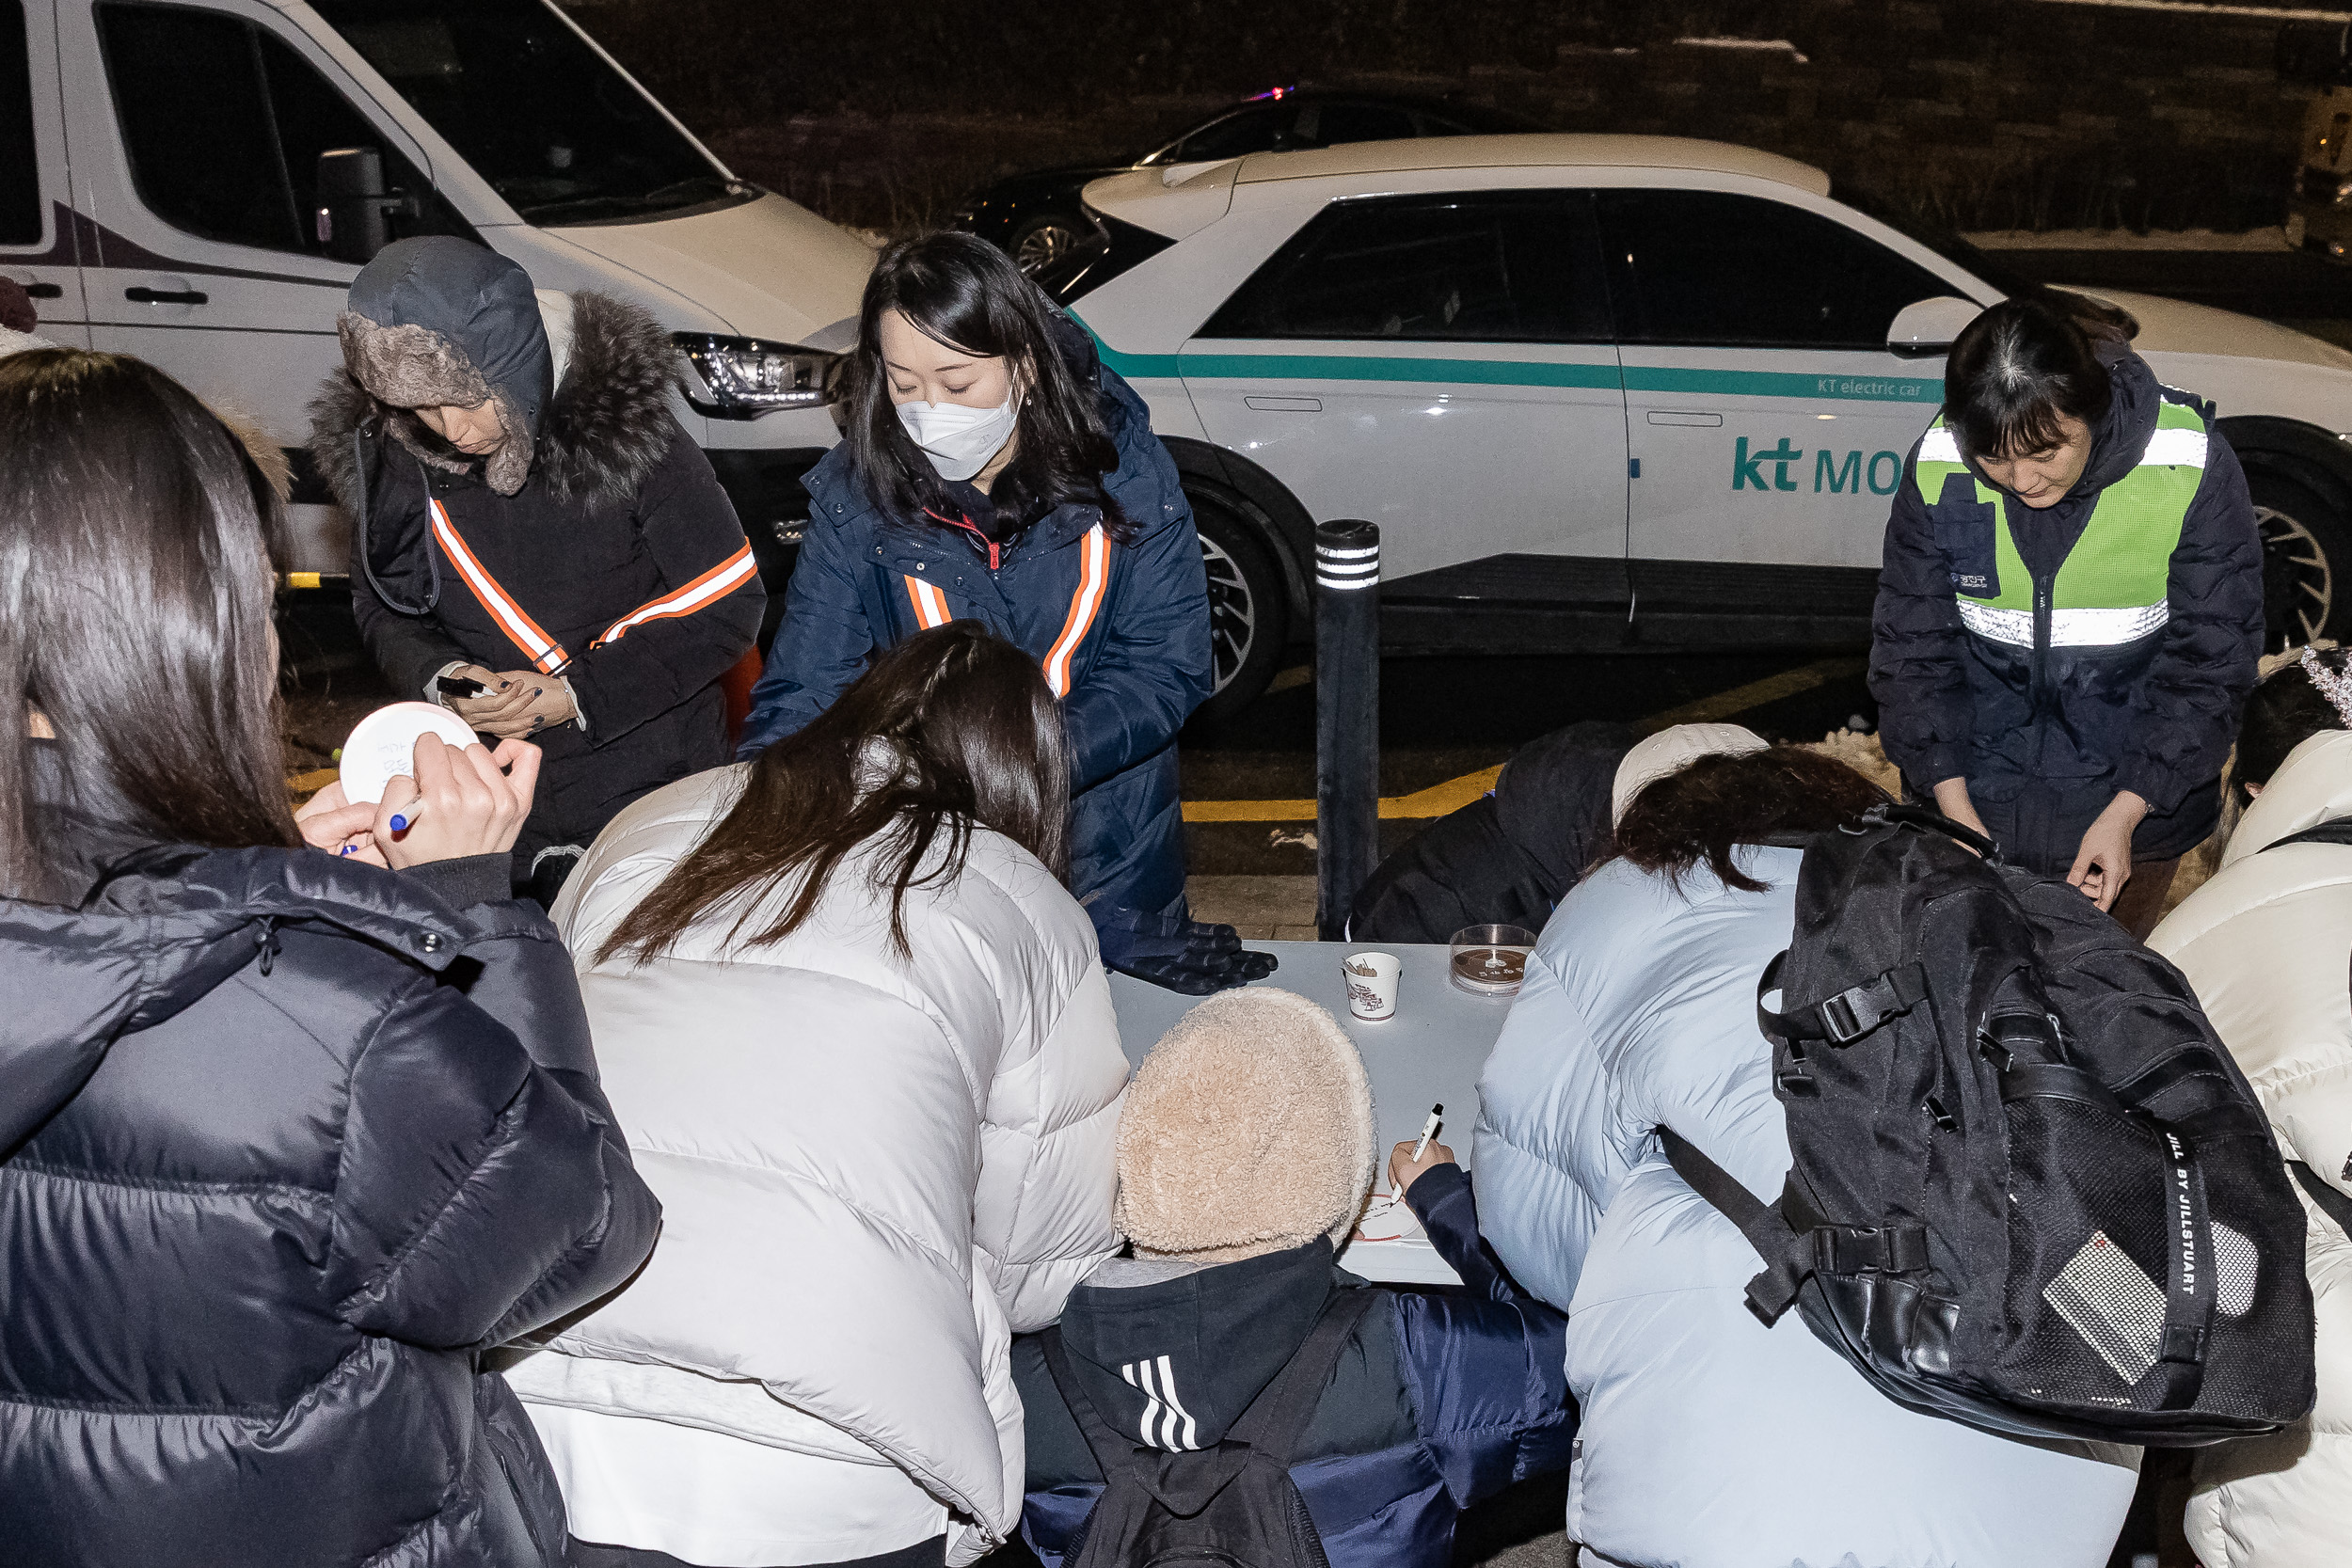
xmin=310 ymin=284 xmax=676 ymax=512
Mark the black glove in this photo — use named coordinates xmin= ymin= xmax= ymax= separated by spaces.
xmin=1094 ymin=906 xmax=1279 ymax=995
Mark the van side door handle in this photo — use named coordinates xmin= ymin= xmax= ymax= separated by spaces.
xmin=1646 ymin=410 xmax=1723 ymax=427
xmin=23 ymin=282 xmax=61 ymax=299
xmin=125 ymin=286 xmax=208 ymax=305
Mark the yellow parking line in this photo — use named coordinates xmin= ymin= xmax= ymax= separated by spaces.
xmin=1182 ymin=764 xmax=1503 ymax=824
xmin=1632 ymin=656 xmax=1866 ymax=734
xmin=1178 ymin=656 xmax=1865 ymax=825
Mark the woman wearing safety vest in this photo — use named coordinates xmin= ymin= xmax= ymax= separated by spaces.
xmin=1869 ymin=295 xmax=2264 ymax=939
xmin=740 ymin=232 xmax=1269 ymax=992
xmin=315 ymin=236 xmax=764 ymax=903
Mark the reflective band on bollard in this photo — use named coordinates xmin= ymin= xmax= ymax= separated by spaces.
xmin=1315 ymin=519 xmax=1380 ymax=941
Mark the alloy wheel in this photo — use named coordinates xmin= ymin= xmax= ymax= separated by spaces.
xmin=1014 ymin=222 xmax=1087 ymax=276
xmin=1200 ymin=532 xmax=1256 ymax=694
xmin=2258 ymin=504 xmax=2333 ymax=648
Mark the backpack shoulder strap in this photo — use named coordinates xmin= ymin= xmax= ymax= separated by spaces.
xmin=2262 ymin=816 xmax=2352 ymax=852
xmin=1039 ymin=1326 xmax=1143 ymax=1485
xmin=2291 ymin=1159 xmax=2352 ymax=1233
xmin=1225 ymin=1287 xmax=1379 ymax=1465
xmin=1657 ymin=1128 xmax=1808 ymax=1322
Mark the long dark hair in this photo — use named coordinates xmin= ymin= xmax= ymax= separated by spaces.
xmin=1944 ymin=293 xmax=2140 ymax=463
xmin=0 ymin=349 xmax=296 ymax=903
xmin=844 ymin=230 xmax=1133 ymax=542
xmin=601 ymin=621 xmax=1071 ymax=963
xmin=2234 ymin=647 xmax=2351 ymax=802
xmin=1610 ymin=747 xmax=1891 ymax=894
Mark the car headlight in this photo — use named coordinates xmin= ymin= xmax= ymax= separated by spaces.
xmin=674 ymin=334 xmax=839 ymax=418
xmin=2336 ymin=178 xmax=2352 ymax=205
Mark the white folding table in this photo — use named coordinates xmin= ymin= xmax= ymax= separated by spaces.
xmin=1106 ymin=941 xmax=1516 ymax=1285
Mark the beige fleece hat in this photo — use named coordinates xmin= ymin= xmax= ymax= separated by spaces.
xmin=1115 ymin=988 xmax=1376 ymax=1263
xmin=1611 ymin=722 xmax=1770 ymax=825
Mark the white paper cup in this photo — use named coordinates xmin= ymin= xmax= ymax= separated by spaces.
xmin=339 ymin=702 xmax=483 ymax=805
xmin=1343 ymin=950 xmax=1401 ymax=1022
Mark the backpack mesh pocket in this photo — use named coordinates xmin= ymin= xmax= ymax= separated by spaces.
xmin=1999 ymin=1095 xmax=2175 ymax=1409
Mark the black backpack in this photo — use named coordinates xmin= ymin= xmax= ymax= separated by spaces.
xmin=1038 ymin=1289 xmax=1374 ymax=1568
xmin=1662 ymin=802 xmax=2316 ymax=1447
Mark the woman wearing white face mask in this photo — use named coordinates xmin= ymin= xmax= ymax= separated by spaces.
xmin=741 ymin=232 xmax=1266 ymax=992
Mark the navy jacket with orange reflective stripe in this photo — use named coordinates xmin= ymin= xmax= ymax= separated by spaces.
xmin=1868 ymin=347 xmax=2263 ymax=873
xmin=739 ymin=334 xmax=1212 ymax=925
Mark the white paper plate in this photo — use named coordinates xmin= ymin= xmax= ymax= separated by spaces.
xmin=338 ymin=702 xmax=483 ymax=805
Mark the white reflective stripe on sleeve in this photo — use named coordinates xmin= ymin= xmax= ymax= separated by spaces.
xmin=2138 ymin=427 xmax=2208 ymax=467
xmin=594 ymin=541 xmax=758 ymax=647
xmin=1041 ymin=524 xmax=1111 ymax=698
xmin=902 ymin=575 xmax=952 ymax=629
xmin=2050 ymin=602 xmax=2169 ymax=646
xmin=1959 ymin=599 xmax=2169 ymax=647
xmin=1917 ymin=427 xmax=1962 ymax=464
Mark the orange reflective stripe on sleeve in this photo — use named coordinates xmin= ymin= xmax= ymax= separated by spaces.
xmin=592 ymin=541 xmax=759 ymax=649
xmin=429 ymin=499 xmax=571 ymax=673
xmin=903 ymin=574 xmax=952 ymax=629
xmin=1041 ymin=524 xmax=1110 ymax=699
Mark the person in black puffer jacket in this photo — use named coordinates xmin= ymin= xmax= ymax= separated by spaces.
xmin=312 ymin=236 xmax=763 ymax=901
xmin=1347 ymin=721 xmax=1637 ymax=944
xmin=0 ymin=347 xmax=661 ymax=1568
xmin=1869 ymin=294 xmax=2263 ymax=939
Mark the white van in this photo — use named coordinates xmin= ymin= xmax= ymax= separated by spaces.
xmin=0 ymin=0 xmax=871 ymax=623
xmin=1057 ymin=135 xmax=2352 ymax=713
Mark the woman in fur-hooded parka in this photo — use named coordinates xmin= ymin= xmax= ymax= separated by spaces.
xmin=2149 ymin=729 xmax=2352 ymax=1568
xmin=312 ymin=238 xmax=762 ymax=888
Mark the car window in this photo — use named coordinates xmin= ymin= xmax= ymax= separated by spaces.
xmin=101 ymin=5 xmax=292 ymax=250
xmin=1597 ymin=188 xmax=1947 ymax=350
xmin=1172 ymin=106 xmax=1287 ymax=163
xmin=1301 ymin=103 xmax=1419 ymax=147
xmin=97 ymin=3 xmax=459 ymax=256
xmin=312 ymin=0 xmax=739 ymax=226
xmin=1 ymin=0 xmax=39 ymax=245
xmin=1200 ymin=190 xmax=1611 ymax=343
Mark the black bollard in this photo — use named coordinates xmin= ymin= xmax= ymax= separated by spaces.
xmin=1314 ymin=519 xmax=1379 ymax=942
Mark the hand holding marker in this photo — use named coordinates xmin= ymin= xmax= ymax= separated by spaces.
xmin=310 ymin=701 xmax=544 ymax=869
xmin=1412 ymin=1103 xmax=1443 ymax=1164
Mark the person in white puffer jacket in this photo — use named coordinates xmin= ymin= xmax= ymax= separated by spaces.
xmin=2148 ymin=648 xmax=2352 ymax=1568
xmin=505 ymin=622 xmax=1130 ymax=1568
xmin=1474 ymin=737 xmax=2141 ymax=1568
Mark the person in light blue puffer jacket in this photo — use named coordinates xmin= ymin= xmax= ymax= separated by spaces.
xmin=1472 ymin=736 xmax=2144 ymax=1568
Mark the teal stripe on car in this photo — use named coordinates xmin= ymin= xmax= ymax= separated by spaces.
xmin=1183 ymin=351 xmax=1623 ymax=389
xmin=1077 ymin=317 xmax=1946 ymax=404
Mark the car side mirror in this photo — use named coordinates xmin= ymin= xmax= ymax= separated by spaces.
xmin=1887 ymin=296 xmax=1984 ymax=358
xmin=315 ymin=148 xmax=417 ymax=265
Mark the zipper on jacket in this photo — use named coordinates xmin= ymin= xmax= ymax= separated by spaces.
xmin=927 ymin=507 xmax=1001 ymax=572
xmin=2030 ymin=570 xmax=2056 ymax=716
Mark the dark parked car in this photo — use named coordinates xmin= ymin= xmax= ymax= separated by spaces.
xmin=951 ymin=88 xmax=1550 ymax=273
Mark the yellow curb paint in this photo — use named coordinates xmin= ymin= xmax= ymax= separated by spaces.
xmin=1631 ymin=656 xmax=1866 ymax=735
xmin=1178 ymin=656 xmax=1865 ymax=824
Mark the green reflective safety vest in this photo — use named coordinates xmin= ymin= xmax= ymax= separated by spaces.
xmin=1912 ymin=395 xmax=2208 ymax=650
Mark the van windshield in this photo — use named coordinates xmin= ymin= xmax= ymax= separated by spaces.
xmin=310 ymin=0 xmax=747 ymax=225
